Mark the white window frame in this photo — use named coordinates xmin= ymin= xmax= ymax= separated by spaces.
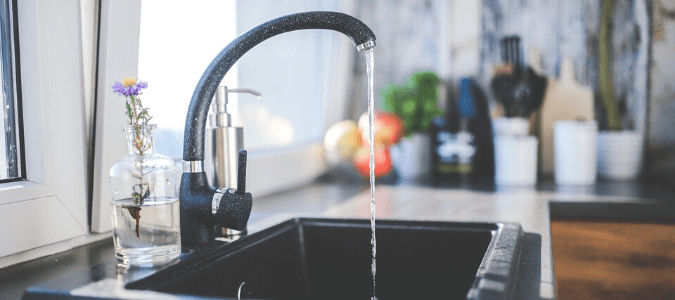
xmin=0 ymin=0 xmax=94 ymax=268
xmin=90 ymin=0 xmax=142 ymax=233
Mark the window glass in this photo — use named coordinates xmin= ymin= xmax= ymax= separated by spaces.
xmin=0 ymin=0 xmax=22 ymax=181
xmin=137 ymin=0 xmax=238 ymax=159
xmin=139 ymin=0 xmax=345 ymax=155
xmin=234 ymin=0 xmax=345 ymax=151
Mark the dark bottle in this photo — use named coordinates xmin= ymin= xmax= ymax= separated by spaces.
xmin=431 ymin=78 xmax=494 ymax=181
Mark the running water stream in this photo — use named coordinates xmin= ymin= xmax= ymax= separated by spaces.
xmin=364 ymin=48 xmax=377 ymax=300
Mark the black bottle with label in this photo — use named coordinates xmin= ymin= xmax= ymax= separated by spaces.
xmin=430 ymin=87 xmax=460 ymax=177
xmin=431 ymin=78 xmax=494 ymax=181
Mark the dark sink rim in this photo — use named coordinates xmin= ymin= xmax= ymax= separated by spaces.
xmin=125 ymin=218 xmax=524 ymax=300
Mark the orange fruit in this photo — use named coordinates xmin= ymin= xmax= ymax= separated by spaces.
xmin=352 ymin=144 xmax=393 ymax=178
xmin=358 ymin=111 xmax=405 ymax=147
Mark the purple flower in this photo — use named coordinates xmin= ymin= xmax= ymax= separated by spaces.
xmin=112 ymin=78 xmax=148 ymax=97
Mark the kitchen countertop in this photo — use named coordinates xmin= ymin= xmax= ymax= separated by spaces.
xmin=3 ymin=173 xmax=675 ymax=300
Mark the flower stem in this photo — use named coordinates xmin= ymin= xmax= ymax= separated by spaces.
xmin=114 ymin=79 xmax=152 ymax=239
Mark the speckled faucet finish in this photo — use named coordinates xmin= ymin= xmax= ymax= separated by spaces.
xmin=180 ymin=12 xmax=376 ymax=245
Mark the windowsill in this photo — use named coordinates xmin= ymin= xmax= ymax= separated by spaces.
xmin=0 ymin=180 xmax=52 ymax=205
xmin=0 ymin=231 xmax=111 ymax=270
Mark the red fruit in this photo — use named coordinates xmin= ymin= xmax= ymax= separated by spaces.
xmin=352 ymin=144 xmax=393 ymax=178
xmin=358 ymin=111 xmax=405 ymax=147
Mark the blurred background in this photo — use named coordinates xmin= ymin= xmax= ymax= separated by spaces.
xmin=133 ymin=0 xmax=674 ymax=182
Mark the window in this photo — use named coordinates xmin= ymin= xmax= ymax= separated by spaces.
xmin=91 ymin=0 xmax=356 ymax=232
xmin=134 ymin=0 xmax=351 ymax=154
xmin=0 ymin=0 xmax=23 ymax=181
xmin=0 ymin=0 xmax=89 ymax=267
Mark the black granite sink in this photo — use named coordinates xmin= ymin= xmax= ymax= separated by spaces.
xmin=126 ymin=218 xmax=524 ymax=300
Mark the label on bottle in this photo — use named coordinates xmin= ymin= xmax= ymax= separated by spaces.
xmin=434 ymin=130 xmax=476 ymax=174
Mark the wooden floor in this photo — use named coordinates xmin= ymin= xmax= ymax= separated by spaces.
xmin=551 ymin=219 xmax=675 ymax=300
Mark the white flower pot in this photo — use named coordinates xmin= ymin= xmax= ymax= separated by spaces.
xmin=597 ymin=131 xmax=643 ymax=180
xmin=390 ymin=133 xmax=431 ymax=179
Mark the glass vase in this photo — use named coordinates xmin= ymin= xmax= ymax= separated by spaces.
xmin=109 ymin=124 xmax=180 ymax=266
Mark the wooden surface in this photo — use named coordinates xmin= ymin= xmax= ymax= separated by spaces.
xmin=539 ymin=59 xmax=595 ymax=174
xmin=551 ymin=219 xmax=675 ymax=300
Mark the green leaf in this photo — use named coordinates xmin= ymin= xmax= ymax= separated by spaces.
xmin=401 ymin=100 xmax=416 ymax=114
xmin=380 ymin=71 xmax=442 ymax=134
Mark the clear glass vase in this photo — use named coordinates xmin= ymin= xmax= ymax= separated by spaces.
xmin=109 ymin=124 xmax=180 ymax=266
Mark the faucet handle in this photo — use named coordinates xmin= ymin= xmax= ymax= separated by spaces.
xmin=210 ymin=149 xmax=250 ymax=231
xmin=237 ymin=150 xmax=247 ymax=195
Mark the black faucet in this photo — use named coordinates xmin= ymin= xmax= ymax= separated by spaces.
xmin=179 ymin=11 xmax=376 ymax=245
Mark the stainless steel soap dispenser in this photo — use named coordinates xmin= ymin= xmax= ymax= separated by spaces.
xmin=206 ymin=86 xmax=260 ymax=188
xmin=205 ymin=86 xmax=260 ymax=238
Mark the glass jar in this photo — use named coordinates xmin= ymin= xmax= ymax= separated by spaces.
xmin=109 ymin=124 xmax=180 ymax=266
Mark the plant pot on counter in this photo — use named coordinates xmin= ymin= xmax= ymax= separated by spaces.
xmin=597 ymin=131 xmax=643 ymax=180
xmin=390 ymin=133 xmax=431 ymax=180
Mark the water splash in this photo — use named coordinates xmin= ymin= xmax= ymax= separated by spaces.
xmin=365 ymin=48 xmax=377 ymax=300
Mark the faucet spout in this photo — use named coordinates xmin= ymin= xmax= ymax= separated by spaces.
xmin=180 ymin=11 xmax=376 ymax=245
xmin=183 ymin=11 xmax=376 ymax=161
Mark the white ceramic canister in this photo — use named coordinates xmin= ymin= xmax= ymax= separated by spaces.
xmin=494 ymin=135 xmax=538 ymax=186
xmin=492 ymin=117 xmax=530 ymax=137
xmin=554 ymin=120 xmax=598 ymax=185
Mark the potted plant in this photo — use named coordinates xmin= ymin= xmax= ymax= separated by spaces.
xmin=597 ymin=0 xmax=643 ymax=180
xmin=381 ymin=71 xmax=443 ymax=179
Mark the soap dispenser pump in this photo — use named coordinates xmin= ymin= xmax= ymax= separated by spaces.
xmin=205 ymin=86 xmax=260 ymax=239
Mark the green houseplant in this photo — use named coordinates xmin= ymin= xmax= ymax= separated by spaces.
xmin=599 ymin=0 xmax=620 ymax=132
xmin=597 ymin=0 xmax=643 ymax=180
xmin=382 ymin=71 xmax=443 ymax=136
xmin=382 ymin=71 xmax=443 ymax=179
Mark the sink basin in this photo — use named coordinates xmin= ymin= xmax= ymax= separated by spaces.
xmin=126 ymin=218 xmax=524 ymax=300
